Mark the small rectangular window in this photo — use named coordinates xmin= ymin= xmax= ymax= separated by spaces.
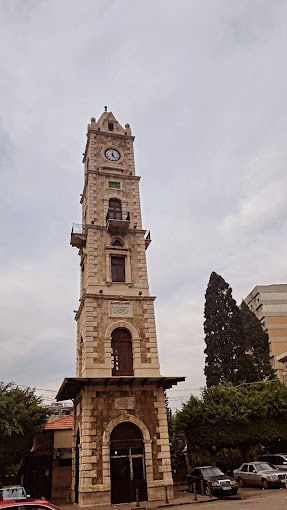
xmin=111 ymin=255 xmax=125 ymax=282
xmin=109 ymin=181 xmax=121 ymax=189
xmin=108 ymin=122 xmax=114 ymax=131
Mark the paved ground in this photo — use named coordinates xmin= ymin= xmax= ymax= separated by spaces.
xmin=60 ymin=487 xmax=287 ymax=510
xmin=168 ymin=488 xmax=286 ymax=510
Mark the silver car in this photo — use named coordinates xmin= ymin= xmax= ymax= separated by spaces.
xmin=233 ymin=462 xmax=286 ymax=489
xmin=257 ymin=454 xmax=287 ymax=471
xmin=0 ymin=486 xmax=29 ymax=501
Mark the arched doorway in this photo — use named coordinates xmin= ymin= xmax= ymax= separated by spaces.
xmin=111 ymin=328 xmax=134 ymax=376
xmin=74 ymin=429 xmax=80 ymax=504
xmin=110 ymin=422 xmax=147 ymax=504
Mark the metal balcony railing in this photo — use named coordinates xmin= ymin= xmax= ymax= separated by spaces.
xmin=105 ymin=211 xmax=130 ymax=223
xmin=71 ymin=223 xmax=86 ymax=235
xmin=144 ymin=230 xmax=151 ymax=250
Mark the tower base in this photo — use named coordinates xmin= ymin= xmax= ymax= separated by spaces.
xmin=56 ymin=377 xmax=184 ymax=507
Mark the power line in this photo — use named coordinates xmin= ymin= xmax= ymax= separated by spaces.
xmin=1 ymin=380 xmax=204 ymax=394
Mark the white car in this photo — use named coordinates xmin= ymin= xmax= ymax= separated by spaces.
xmin=0 ymin=487 xmax=29 ymax=501
xmin=233 ymin=462 xmax=286 ymax=489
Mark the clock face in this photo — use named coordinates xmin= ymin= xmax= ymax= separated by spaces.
xmin=105 ymin=148 xmax=121 ymax=161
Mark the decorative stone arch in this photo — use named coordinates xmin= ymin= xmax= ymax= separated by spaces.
xmin=103 ymin=414 xmax=150 ymax=443
xmin=104 ymin=321 xmax=141 ymax=373
xmin=102 ymin=414 xmax=153 ymax=491
xmin=104 ymin=321 xmax=140 ymax=341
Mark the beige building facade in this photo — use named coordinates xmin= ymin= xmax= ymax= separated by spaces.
xmin=24 ymin=414 xmax=73 ymax=502
xmin=245 ymin=284 xmax=287 ymax=383
xmin=56 ymin=110 xmax=184 ymax=506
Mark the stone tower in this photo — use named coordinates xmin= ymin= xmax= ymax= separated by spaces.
xmin=57 ymin=110 xmax=184 ymax=506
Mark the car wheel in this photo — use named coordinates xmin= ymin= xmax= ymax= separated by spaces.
xmin=238 ymin=478 xmax=244 ymax=488
xmin=205 ymin=484 xmax=212 ymax=496
xmin=261 ymin=479 xmax=269 ymax=490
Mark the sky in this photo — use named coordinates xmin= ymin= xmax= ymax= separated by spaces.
xmin=0 ymin=0 xmax=287 ymax=410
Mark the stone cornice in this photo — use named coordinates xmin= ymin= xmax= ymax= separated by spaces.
xmin=89 ymin=129 xmax=135 ymax=141
xmin=84 ymin=224 xmax=147 ymax=234
xmin=75 ymin=293 xmax=156 ymax=320
xmin=57 ymin=376 xmax=185 ymax=401
xmin=88 ymin=169 xmax=140 ymax=180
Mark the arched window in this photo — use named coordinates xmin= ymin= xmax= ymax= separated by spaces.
xmin=111 ymin=328 xmax=133 ymax=376
xmin=77 ymin=337 xmax=83 ymax=376
xmin=108 ymin=198 xmax=122 ymax=220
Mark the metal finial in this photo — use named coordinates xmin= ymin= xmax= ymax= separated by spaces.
xmin=104 ymin=105 xmax=107 ymax=112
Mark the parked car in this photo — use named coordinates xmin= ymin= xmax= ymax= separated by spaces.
xmin=0 ymin=501 xmax=58 ymax=510
xmin=187 ymin=465 xmax=238 ymax=497
xmin=0 ymin=487 xmax=30 ymax=502
xmin=257 ymin=454 xmax=287 ymax=471
xmin=233 ymin=462 xmax=286 ymax=489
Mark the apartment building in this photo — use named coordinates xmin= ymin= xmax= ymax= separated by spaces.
xmin=245 ymin=284 xmax=287 ymax=383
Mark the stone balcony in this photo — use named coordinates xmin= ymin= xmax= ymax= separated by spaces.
xmin=106 ymin=211 xmax=130 ymax=235
xmin=70 ymin=223 xmax=86 ymax=249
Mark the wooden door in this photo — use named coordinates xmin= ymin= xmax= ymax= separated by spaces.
xmin=110 ymin=423 xmax=147 ymax=504
xmin=112 ymin=328 xmax=133 ymax=376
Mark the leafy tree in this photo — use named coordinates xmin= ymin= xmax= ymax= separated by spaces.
xmin=204 ymin=272 xmax=255 ymax=387
xmin=0 ymin=383 xmax=49 ymax=483
xmin=175 ymin=381 xmax=287 ymax=465
xmin=241 ymin=300 xmax=275 ymax=381
xmin=165 ymin=396 xmax=186 ymax=480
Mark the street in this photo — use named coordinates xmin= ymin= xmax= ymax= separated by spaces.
xmin=170 ymin=488 xmax=287 ymax=510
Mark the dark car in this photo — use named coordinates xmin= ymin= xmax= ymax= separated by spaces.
xmin=187 ymin=466 xmax=238 ymax=497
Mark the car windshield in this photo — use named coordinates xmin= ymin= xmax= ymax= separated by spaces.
xmin=255 ymin=463 xmax=273 ymax=471
xmin=0 ymin=487 xmax=26 ymax=499
xmin=202 ymin=467 xmax=224 ymax=477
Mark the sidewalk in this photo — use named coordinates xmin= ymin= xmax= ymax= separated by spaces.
xmin=59 ymin=489 xmax=216 ymax=510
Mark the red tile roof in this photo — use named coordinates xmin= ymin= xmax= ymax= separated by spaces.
xmin=44 ymin=414 xmax=73 ymax=430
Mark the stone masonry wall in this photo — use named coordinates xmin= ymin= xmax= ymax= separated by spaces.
xmin=73 ymin=384 xmax=173 ymax=505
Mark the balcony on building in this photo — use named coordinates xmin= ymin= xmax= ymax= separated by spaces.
xmin=106 ymin=211 xmax=130 ymax=235
xmin=70 ymin=223 xmax=86 ymax=249
xmin=144 ymin=231 xmax=151 ymax=250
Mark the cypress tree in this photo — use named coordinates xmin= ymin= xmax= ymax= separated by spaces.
xmin=204 ymin=272 xmax=255 ymax=387
xmin=240 ymin=300 xmax=275 ymax=381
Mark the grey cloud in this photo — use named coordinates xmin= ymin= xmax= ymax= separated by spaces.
xmin=0 ymin=0 xmax=287 ymax=406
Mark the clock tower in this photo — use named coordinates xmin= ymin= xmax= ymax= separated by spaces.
xmin=56 ymin=109 xmax=184 ymax=506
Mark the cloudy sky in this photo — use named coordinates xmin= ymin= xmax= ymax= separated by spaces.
xmin=0 ymin=0 xmax=287 ymax=409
